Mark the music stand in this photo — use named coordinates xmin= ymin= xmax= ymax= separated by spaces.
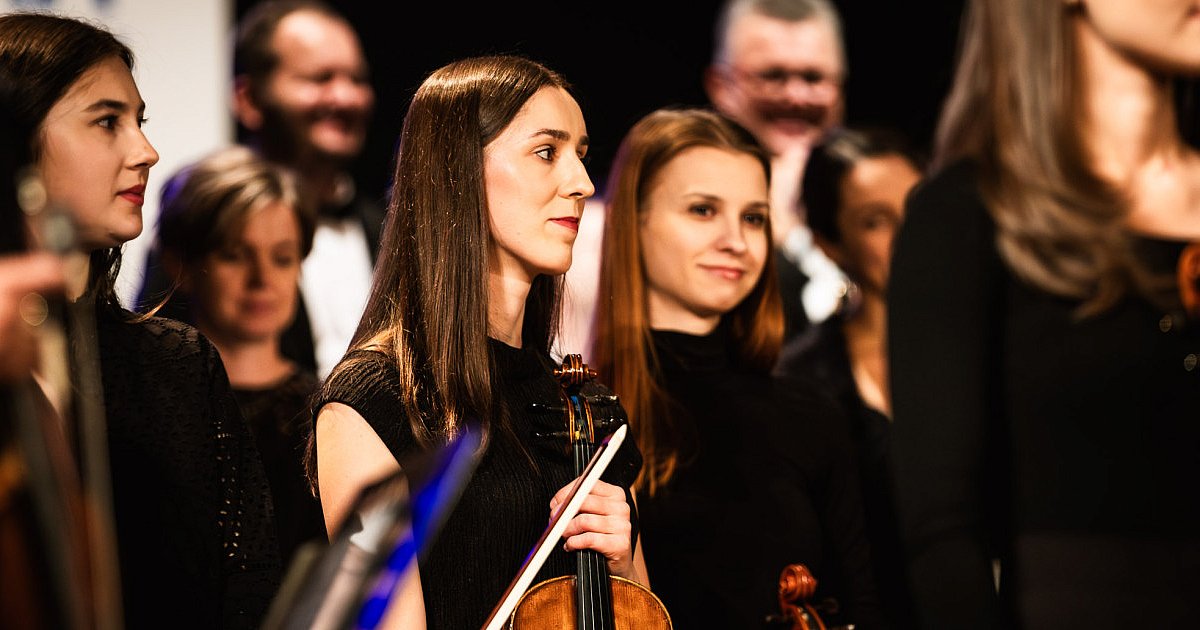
xmin=262 ymin=426 xmax=483 ymax=630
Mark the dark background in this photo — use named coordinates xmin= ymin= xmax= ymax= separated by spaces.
xmin=235 ymin=0 xmax=968 ymax=201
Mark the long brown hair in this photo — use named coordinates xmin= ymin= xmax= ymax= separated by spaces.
xmin=0 ymin=13 xmax=135 ymax=307
xmin=591 ymin=107 xmax=784 ymax=494
xmin=935 ymin=0 xmax=1172 ymax=314
xmin=332 ymin=55 xmax=571 ymax=448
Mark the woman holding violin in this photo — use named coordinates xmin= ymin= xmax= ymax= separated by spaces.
xmin=308 ymin=54 xmax=654 ymax=629
xmin=590 ymin=108 xmax=886 ymax=629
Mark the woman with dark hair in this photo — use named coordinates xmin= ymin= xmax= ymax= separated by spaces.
xmin=155 ymin=145 xmax=324 ymax=570
xmin=590 ymin=107 xmax=883 ymax=629
xmin=888 ymin=0 xmax=1200 ymax=627
xmin=309 ymin=54 xmax=647 ymax=629
xmin=782 ymin=127 xmax=922 ymax=417
xmin=776 ymin=126 xmax=923 ymax=629
xmin=0 ymin=13 xmax=281 ymax=629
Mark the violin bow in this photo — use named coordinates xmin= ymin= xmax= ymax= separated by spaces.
xmin=481 ymin=423 xmax=628 ymax=630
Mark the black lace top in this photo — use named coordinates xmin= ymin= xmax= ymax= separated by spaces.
xmin=312 ymin=339 xmax=643 ymax=630
xmin=233 ymin=368 xmax=325 ymax=572
xmin=94 ymin=302 xmax=282 ymax=629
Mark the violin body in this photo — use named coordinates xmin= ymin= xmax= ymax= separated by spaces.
xmin=509 ymin=575 xmax=672 ymax=629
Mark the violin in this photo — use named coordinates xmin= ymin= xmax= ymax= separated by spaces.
xmin=0 ymin=170 xmax=123 ymax=630
xmin=766 ymin=564 xmax=860 ymax=630
xmin=506 ymin=354 xmax=672 ymax=629
xmin=767 ymin=564 xmax=829 ymax=630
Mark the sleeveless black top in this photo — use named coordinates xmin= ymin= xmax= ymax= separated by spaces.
xmin=313 ymin=339 xmax=643 ymax=630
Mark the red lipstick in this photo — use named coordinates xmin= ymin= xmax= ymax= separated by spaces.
xmin=551 ymin=217 xmax=580 ymax=232
xmin=118 ymin=184 xmax=146 ymax=205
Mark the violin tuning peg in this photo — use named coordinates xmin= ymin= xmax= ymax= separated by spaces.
xmin=527 ymin=402 xmax=567 ymax=414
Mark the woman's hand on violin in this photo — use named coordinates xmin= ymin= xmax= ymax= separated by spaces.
xmin=550 ymin=479 xmax=635 ymax=579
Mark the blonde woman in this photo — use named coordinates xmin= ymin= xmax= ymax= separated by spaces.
xmin=888 ymin=1 xmax=1200 ymax=626
xmin=156 ymin=145 xmax=323 ymax=569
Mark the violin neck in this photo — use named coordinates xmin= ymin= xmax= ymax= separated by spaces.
xmin=572 ymin=439 xmax=615 ymax=630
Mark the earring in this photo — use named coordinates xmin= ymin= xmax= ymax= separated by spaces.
xmin=836 ymin=277 xmax=863 ymax=318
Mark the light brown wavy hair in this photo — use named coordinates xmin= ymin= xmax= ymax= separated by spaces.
xmin=935 ymin=0 xmax=1181 ymax=314
xmin=156 ymin=145 xmax=314 ymax=274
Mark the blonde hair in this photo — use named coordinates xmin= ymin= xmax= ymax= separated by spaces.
xmin=157 ymin=145 xmax=313 ymax=266
xmin=935 ymin=0 xmax=1174 ymax=314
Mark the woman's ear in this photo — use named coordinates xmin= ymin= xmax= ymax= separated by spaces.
xmin=232 ymin=75 xmax=265 ymax=132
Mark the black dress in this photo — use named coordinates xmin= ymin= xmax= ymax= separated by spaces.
xmin=233 ymin=368 xmax=325 ymax=572
xmin=312 ymin=340 xmax=643 ymax=630
xmin=94 ymin=302 xmax=282 ymax=629
xmin=888 ymin=160 xmax=1200 ymax=629
xmin=776 ymin=315 xmax=914 ymax=629
xmin=638 ymin=327 xmax=885 ymax=629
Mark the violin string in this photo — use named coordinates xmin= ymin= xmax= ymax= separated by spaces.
xmin=593 ymin=550 xmax=602 ymax=628
xmin=590 ymin=437 xmax=615 ymax=629
xmin=578 ymin=439 xmax=600 ymax=629
xmin=592 ymin=550 xmax=600 ymax=628
xmin=576 ymin=439 xmax=592 ymax=628
xmin=567 ymin=379 xmax=618 ymax=630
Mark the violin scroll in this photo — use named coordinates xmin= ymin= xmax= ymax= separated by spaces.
xmin=553 ymin=354 xmax=597 ymax=388
xmin=767 ymin=563 xmax=833 ymax=630
xmin=779 ymin=564 xmax=819 ymax=608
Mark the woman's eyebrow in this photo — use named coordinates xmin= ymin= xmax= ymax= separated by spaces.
xmin=84 ymin=98 xmax=145 ymax=114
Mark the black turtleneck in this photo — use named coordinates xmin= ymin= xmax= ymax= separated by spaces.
xmin=638 ymin=326 xmax=886 ymax=629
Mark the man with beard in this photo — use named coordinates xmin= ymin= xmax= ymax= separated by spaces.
xmin=140 ymin=0 xmax=380 ymax=379
xmin=705 ymin=0 xmax=849 ymax=341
